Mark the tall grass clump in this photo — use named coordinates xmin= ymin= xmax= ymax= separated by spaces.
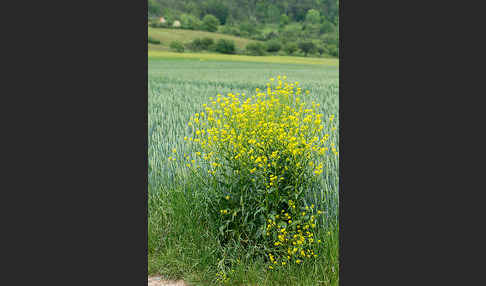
xmin=170 ymin=76 xmax=338 ymax=275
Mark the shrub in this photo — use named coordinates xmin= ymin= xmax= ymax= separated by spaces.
xmin=202 ymin=14 xmax=219 ymax=32
xmin=149 ymin=22 xmax=168 ymax=28
xmin=189 ymin=37 xmax=214 ymax=51
xmin=266 ymin=40 xmax=282 ymax=53
xmin=169 ymin=41 xmax=185 ymax=53
xmin=246 ymin=42 xmax=266 ymax=56
xmin=201 ymin=37 xmax=214 ymax=49
xmin=327 ymin=44 xmax=339 ymax=57
xmin=264 ymin=31 xmax=279 ymax=41
xmin=220 ymin=25 xmax=241 ymax=36
xmin=214 ymin=39 xmax=235 ymax=54
xmin=181 ymin=76 xmax=338 ymax=269
xmin=220 ymin=25 xmax=232 ymax=35
xmin=284 ymin=43 xmax=298 ymax=55
xmin=189 ymin=38 xmax=203 ymax=51
xmin=316 ymin=44 xmax=327 ymax=56
xmin=148 ymin=36 xmax=161 ymax=45
xmin=298 ymin=41 xmax=316 ymax=56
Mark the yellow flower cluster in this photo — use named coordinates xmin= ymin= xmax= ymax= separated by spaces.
xmin=184 ymin=77 xmax=335 ymax=183
xmin=265 ymin=202 xmax=323 ymax=267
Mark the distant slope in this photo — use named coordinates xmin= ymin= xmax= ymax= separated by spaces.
xmin=148 ymin=27 xmax=262 ymax=52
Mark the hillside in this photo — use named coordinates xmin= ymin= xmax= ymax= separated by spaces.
xmin=148 ymin=0 xmax=339 ymax=58
xmin=148 ymin=27 xmax=262 ymax=53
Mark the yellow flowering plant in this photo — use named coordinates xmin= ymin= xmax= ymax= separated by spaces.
xmin=183 ymin=76 xmax=337 ymax=268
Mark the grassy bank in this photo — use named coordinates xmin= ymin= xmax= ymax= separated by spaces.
xmin=148 ymin=51 xmax=339 ymax=66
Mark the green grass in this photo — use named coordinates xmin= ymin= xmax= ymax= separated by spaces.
xmin=148 ymin=27 xmax=262 ymax=53
xmin=148 ymin=58 xmax=339 ymax=285
xmin=148 ymin=51 xmax=338 ymax=66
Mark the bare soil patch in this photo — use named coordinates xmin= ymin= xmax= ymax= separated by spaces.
xmin=148 ymin=276 xmax=187 ymax=286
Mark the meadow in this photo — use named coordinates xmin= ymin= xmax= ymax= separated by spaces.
xmin=148 ymin=56 xmax=339 ymax=285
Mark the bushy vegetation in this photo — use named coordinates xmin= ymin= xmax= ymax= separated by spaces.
xmin=201 ymin=14 xmax=220 ymax=32
xmin=189 ymin=37 xmax=215 ymax=51
xmin=180 ymin=13 xmax=202 ymax=30
xmin=181 ymin=77 xmax=337 ymax=271
xmin=284 ymin=43 xmax=298 ymax=55
xmin=169 ymin=40 xmax=185 ymax=52
xmin=298 ymin=41 xmax=316 ymax=56
xmin=266 ymin=40 xmax=282 ymax=53
xmin=148 ymin=36 xmax=161 ymax=45
xmin=148 ymin=60 xmax=339 ymax=285
xmin=214 ymin=38 xmax=235 ymax=54
xmin=246 ymin=42 xmax=266 ymax=56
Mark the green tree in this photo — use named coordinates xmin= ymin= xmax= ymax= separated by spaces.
xmin=281 ymin=23 xmax=302 ymax=40
xmin=180 ymin=13 xmax=201 ymax=30
xmin=279 ymin=14 xmax=290 ymax=26
xmin=239 ymin=20 xmax=258 ymax=36
xmin=201 ymin=14 xmax=219 ymax=32
xmin=267 ymin=4 xmax=280 ymax=23
xmin=320 ymin=21 xmax=335 ymax=34
xmin=255 ymin=1 xmax=266 ymax=22
xmin=148 ymin=0 xmax=161 ymax=16
xmin=305 ymin=9 xmax=321 ymax=24
xmin=204 ymin=0 xmax=229 ymax=25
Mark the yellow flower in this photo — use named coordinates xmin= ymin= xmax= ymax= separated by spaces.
xmin=225 ymin=195 xmax=230 ymax=200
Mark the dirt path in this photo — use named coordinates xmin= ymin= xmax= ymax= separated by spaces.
xmin=148 ymin=276 xmax=187 ymax=286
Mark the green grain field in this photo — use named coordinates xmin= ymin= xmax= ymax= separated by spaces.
xmin=148 ymin=56 xmax=339 ymax=285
